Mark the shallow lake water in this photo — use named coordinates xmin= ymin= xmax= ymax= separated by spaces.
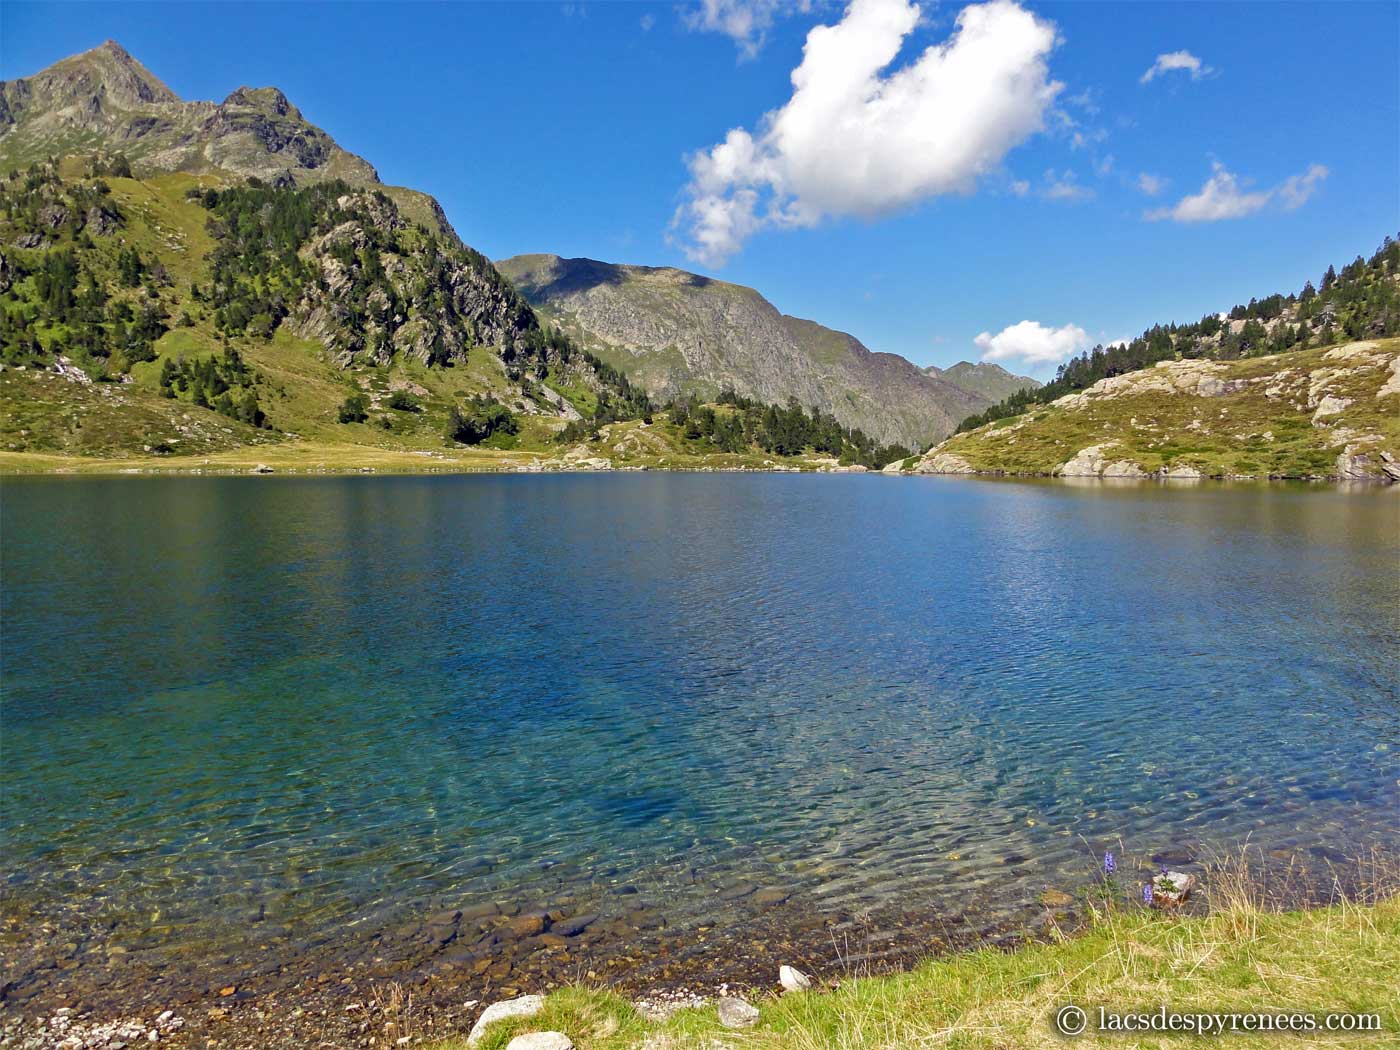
xmin=2 ymin=473 xmax=1398 ymax=1010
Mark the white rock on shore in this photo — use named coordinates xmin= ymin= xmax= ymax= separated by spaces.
xmin=468 ymin=995 xmax=545 ymax=1045
xmin=506 ymin=1033 xmax=573 ymax=1050
xmin=779 ymin=965 xmax=813 ymax=992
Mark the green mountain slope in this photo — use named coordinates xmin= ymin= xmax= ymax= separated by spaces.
xmin=925 ymin=361 xmax=1041 ymax=402
xmin=496 ymin=253 xmax=989 ymax=449
xmin=904 ymin=339 xmax=1400 ymax=481
xmin=899 ymin=237 xmax=1400 ymax=482
xmin=0 ymin=163 xmax=647 ymax=459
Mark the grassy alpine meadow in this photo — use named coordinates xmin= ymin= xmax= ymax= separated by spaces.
xmin=422 ymin=854 xmax=1400 ymax=1050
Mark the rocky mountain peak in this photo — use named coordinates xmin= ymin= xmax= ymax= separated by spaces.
xmin=222 ymin=86 xmax=297 ymax=118
xmin=50 ymin=39 xmax=180 ymax=108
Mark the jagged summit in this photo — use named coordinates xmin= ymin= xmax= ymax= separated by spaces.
xmin=221 ymin=86 xmax=297 ymax=117
xmin=0 ymin=41 xmax=376 ymax=188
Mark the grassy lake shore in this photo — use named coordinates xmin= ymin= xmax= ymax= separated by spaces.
xmin=442 ymin=894 xmax=1400 ymax=1050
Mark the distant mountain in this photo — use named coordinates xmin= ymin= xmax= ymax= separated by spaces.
xmin=496 ymin=254 xmax=987 ymax=449
xmin=0 ymin=41 xmax=451 ymax=236
xmin=924 ymin=361 xmax=1040 ymax=403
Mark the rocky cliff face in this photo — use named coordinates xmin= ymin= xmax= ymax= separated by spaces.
xmin=496 ymin=253 xmax=987 ymax=448
xmin=286 ymin=190 xmax=540 ymax=369
xmin=926 ymin=361 xmax=1040 ymax=403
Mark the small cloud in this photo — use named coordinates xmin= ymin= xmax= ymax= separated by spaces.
xmin=1009 ymin=178 xmax=1031 ymax=197
xmin=1070 ymin=127 xmax=1107 ymax=151
xmin=1064 ymin=88 xmax=1100 ymax=116
xmin=1140 ymin=50 xmax=1212 ymax=84
xmin=1095 ymin=153 xmax=1115 ymax=176
xmin=1277 ymin=164 xmax=1329 ymax=211
xmin=1041 ymin=169 xmax=1093 ymax=202
xmin=1145 ymin=161 xmax=1328 ymax=222
xmin=976 ymin=320 xmax=1092 ymax=367
xmin=640 ymin=12 xmax=656 ymax=31
xmin=684 ymin=0 xmax=809 ymax=60
xmin=1137 ymin=172 xmax=1167 ymax=196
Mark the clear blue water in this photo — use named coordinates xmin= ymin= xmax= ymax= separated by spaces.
xmin=2 ymin=474 xmax=1398 ymax=982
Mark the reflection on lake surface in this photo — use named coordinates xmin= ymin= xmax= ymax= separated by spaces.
xmin=2 ymin=474 xmax=1398 ymax=1002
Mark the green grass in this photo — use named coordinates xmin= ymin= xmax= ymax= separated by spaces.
xmin=425 ymin=891 xmax=1399 ymax=1050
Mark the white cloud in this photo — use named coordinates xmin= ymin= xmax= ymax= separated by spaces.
xmin=640 ymin=12 xmax=656 ymax=31
xmin=1140 ymin=50 xmax=1211 ymax=84
xmin=1136 ymin=172 xmax=1167 ymax=196
xmin=685 ymin=0 xmax=808 ymax=59
xmin=1146 ymin=161 xmax=1328 ymax=222
xmin=1041 ymin=168 xmax=1092 ymax=201
xmin=975 ymin=320 xmax=1091 ymax=366
xmin=1009 ymin=178 xmax=1030 ymax=197
xmin=1277 ymin=164 xmax=1329 ymax=210
xmin=1069 ymin=127 xmax=1106 ymax=151
xmin=675 ymin=0 xmax=1062 ymax=265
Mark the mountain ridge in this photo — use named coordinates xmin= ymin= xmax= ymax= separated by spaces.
xmin=497 ymin=252 xmax=1016 ymax=449
xmin=924 ymin=361 xmax=1041 ymax=403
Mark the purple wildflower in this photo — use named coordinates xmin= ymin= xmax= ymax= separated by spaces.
xmin=1104 ymin=851 xmax=1116 ymax=876
xmin=1143 ymin=884 xmax=1154 ymax=905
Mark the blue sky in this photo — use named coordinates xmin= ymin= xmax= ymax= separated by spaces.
xmin=4 ymin=1 xmax=1397 ymax=376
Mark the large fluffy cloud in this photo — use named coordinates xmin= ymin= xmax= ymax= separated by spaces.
xmin=1140 ymin=50 xmax=1211 ymax=84
xmin=975 ymin=320 xmax=1091 ymax=367
xmin=676 ymin=0 xmax=1062 ymax=265
xmin=1146 ymin=162 xmax=1328 ymax=223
